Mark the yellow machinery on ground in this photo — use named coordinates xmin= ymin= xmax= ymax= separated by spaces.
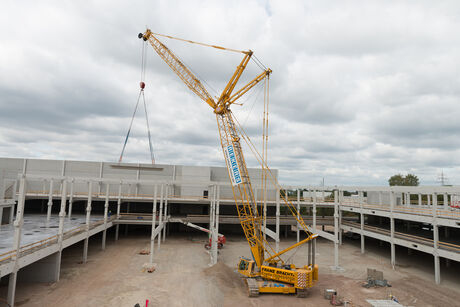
xmin=139 ymin=29 xmax=318 ymax=297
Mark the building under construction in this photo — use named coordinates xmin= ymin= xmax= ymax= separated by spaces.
xmin=1 ymin=21 xmax=460 ymax=306
xmin=1 ymin=157 xmax=460 ymax=306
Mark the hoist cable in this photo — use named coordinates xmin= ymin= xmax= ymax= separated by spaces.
xmin=119 ymin=91 xmax=142 ymax=163
xmin=241 ymin=81 xmax=265 ymax=126
xmin=140 ymin=42 xmax=145 ymax=81
xmin=150 ymin=31 xmax=247 ymax=54
xmin=250 ymin=54 xmax=267 ymax=71
xmin=142 ymin=91 xmax=155 ymax=164
xmin=119 ymin=40 xmax=156 ymax=164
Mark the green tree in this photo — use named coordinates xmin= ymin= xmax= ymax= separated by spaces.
xmin=388 ymin=174 xmax=405 ymax=186
xmin=388 ymin=173 xmax=419 ymax=186
xmin=404 ymin=174 xmax=419 ymax=186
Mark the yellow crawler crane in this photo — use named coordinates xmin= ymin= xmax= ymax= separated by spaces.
xmin=139 ymin=29 xmax=318 ymax=297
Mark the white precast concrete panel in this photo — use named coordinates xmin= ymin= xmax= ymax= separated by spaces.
xmin=65 ymin=161 xmax=100 ymax=178
xmin=178 ymin=165 xmax=211 ymax=198
xmin=367 ymin=191 xmax=403 ymax=206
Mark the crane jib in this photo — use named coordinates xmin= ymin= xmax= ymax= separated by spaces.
xmin=225 ymin=145 xmax=242 ymax=186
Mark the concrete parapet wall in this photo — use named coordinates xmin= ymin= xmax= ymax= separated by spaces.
xmin=0 ymin=157 xmax=279 ymax=201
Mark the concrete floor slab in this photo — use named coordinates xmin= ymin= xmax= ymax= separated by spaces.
xmin=0 ymin=214 xmax=104 ymax=256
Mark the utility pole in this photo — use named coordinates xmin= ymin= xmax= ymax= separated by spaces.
xmin=437 ymin=170 xmax=448 ymax=186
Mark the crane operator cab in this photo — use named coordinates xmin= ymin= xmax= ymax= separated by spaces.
xmin=237 ymin=257 xmax=257 ymax=277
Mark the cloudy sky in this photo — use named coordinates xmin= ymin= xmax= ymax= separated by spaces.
xmin=1 ymin=0 xmax=460 ymax=186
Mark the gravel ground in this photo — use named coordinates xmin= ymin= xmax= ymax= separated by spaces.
xmin=2 ymin=231 xmax=460 ymax=307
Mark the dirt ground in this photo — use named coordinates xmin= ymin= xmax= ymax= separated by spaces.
xmin=3 ymin=231 xmax=460 ymax=307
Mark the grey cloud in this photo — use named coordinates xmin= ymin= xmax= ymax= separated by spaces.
xmin=1 ymin=0 xmax=460 ymax=186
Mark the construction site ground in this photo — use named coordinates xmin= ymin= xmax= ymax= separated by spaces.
xmin=2 ymin=229 xmax=460 ymax=307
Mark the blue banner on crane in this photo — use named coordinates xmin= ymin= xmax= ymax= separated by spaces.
xmin=225 ymin=145 xmax=242 ymax=186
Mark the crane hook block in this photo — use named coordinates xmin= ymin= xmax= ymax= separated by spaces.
xmin=138 ymin=33 xmax=144 ymax=39
xmin=140 ymin=82 xmax=145 ymax=89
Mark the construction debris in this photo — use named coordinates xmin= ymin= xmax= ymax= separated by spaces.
xmin=139 ymin=249 xmax=150 ymax=255
xmin=324 ymin=289 xmax=337 ymax=299
xmin=323 ymin=289 xmax=343 ymax=306
xmin=330 ymin=294 xmax=344 ymax=306
xmin=363 ymin=268 xmax=391 ymax=288
xmin=142 ymin=263 xmax=156 ymax=273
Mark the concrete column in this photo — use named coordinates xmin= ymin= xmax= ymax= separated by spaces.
xmin=427 ymin=194 xmax=431 ymax=206
xmin=390 ymin=190 xmax=395 ymax=269
xmin=21 ymin=158 xmax=27 ymax=175
xmin=162 ymin=184 xmax=168 ymax=242
xmin=418 ymin=193 xmax=422 ymax=206
xmin=57 ymin=180 xmax=67 ymax=246
xmin=102 ymin=183 xmax=109 ymax=250
xmin=157 ymin=184 xmax=164 ymax=251
xmin=333 ymin=190 xmax=339 ymax=269
xmin=149 ymin=185 xmax=158 ymax=264
xmin=338 ymin=190 xmax=343 ymax=245
xmin=68 ymin=179 xmax=74 ymax=219
xmin=7 ymin=176 xmax=26 ymax=307
xmin=275 ymin=188 xmax=280 ymax=253
xmin=433 ymin=193 xmax=440 ymax=284
xmin=296 ymin=189 xmax=300 ymax=243
xmin=135 ymin=164 xmax=140 ymax=197
xmin=210 ymin=185 xmax=218 ymax=265
xmin=216 ymin=185 xmax=220 ymax=235
xmin=432 ymin=193 xmax=437 ymax=216
xmin=59 ymin=161 xmax=66 ymax=195
xmin=443 ymin=193 xmax=448 ymax=210
xmin=83 ymin=181 xmax=93 ymax=263
xmin=98 ymin=162 xmax=103 ymax=194
xmin=115 ymin=182 xmax=122 ymax=241
xmin=360 ymin=191 xmax=365 ymax=254
xmin=434 ymin=225 xmax=440 ymax=284
xmin=284 ymin=189 xmax=288 ymax=239
xmin=47 ymin=179 xmax=54 ymax=223
xmin=55 ymin=180 xmax=67 ymax=282
xmin=312 ymin=189 xmax=317 ymax=232
xmin=209 ymin=185 xmax=214 ymax=264
xmin=209 ymin=184 xmax=214 ymax=235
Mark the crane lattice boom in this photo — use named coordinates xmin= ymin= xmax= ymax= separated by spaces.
xmin=139 ymin=29 xmax=316 ymax=269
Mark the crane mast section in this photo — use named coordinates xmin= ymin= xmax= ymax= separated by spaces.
xmin=217 ymin=111 xmax=266 ymax=268
xmin=232 ymin=113 xmax=316 ymax=238
xmin=142 ymin=30 xmax=217 ymax=109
